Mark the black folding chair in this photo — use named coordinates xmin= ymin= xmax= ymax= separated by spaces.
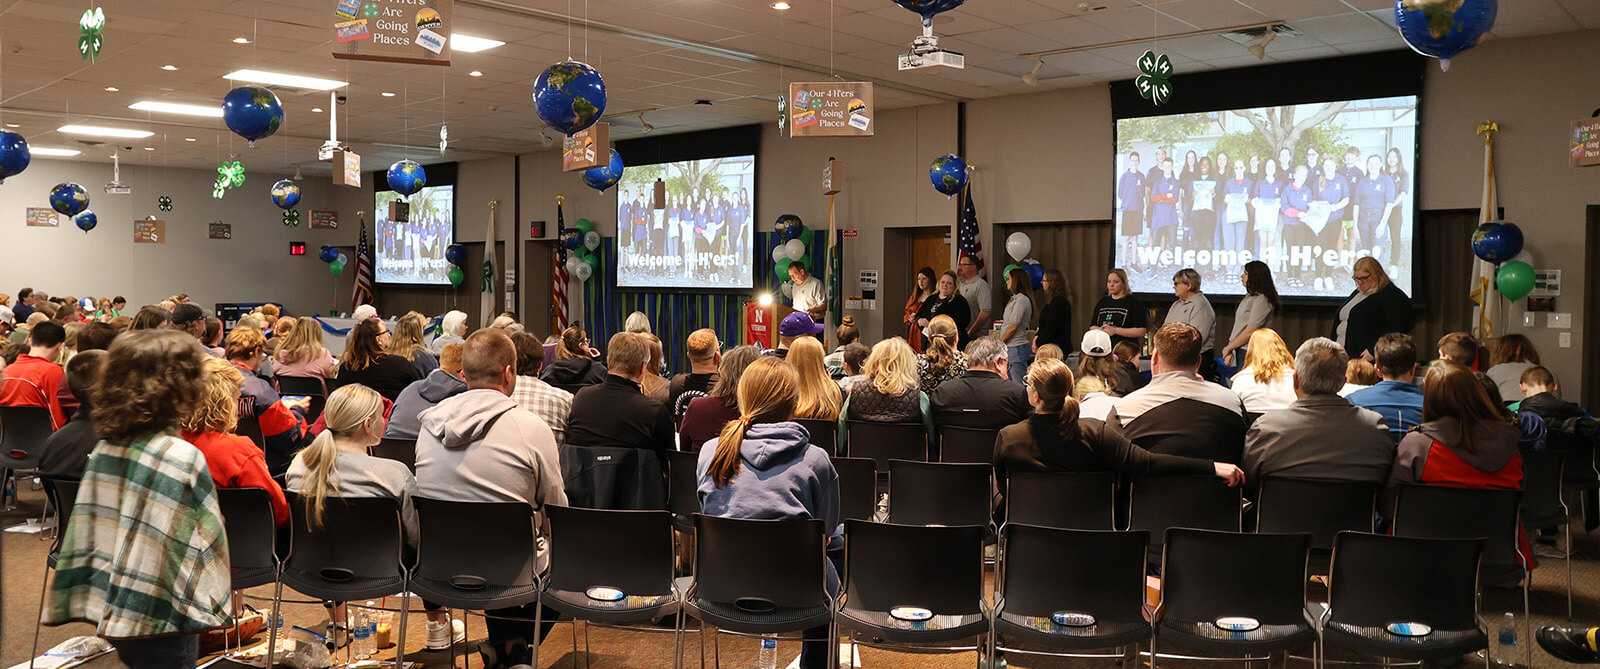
xmin=1320 ymin=532 xmax=1487 ymax=665
xmin=1519 ymin=449 xmax=1574 ymax=618
xmin=410 ymin=498 xmax=541 ymax=667
xmin=217 ymin=487 xmax=286 ymax=665
xmin=236 ymin=414 xmax=266 ymax=451
xmin=837 ymin=520 xmax=988 ymax=652
xmin=832 ymin=456 xmax=877 ymax=522
xmin=1005 ymin=471 xmax=1117 ymax=530
xmin=844 ymin=421 xmax=927 ymax=472
xmin=993 ymin=526 xmax=1152 ymax=662
xmin=544 ymin=506 xmax=687 ymax=668
xmin=1255 ymin=478 xmax=1377 ymax=573
xmin=667 ymin=449 xmax=701 ymax=533
xmin=31 ymin=477 xmax=80 ymax=666
xmin=280 ymin=493 xmax=412 ymax=668
xmin=1153 ymin=529 xmax=1316 ymax=661
xmin=886 ymin=459 xmax=993 ymax=529
xmin=685 ymin=515 xmax=835 ymax=669
xmin=371 ymin=437 xmax=417 ymax=473
xmin=275 ymin=375 xmax=328 ymax=421
xmin=937 ymin=425 xmax=999 ymax=465
xmin=0 ymin=404 xmax=54 ymax=472
xmin=794 ymin=418 xmax=838 ymax=457
xmin=1128 ymin=475 xmax=1243 ymax=558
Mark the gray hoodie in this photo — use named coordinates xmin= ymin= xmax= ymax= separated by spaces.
xmin=696 ymin=421 xmax=841 ymax=543
xmin=414 ymin=388 xmax=568 ymax=571
xmin=385 ymin=369 xmax=467 ymax=440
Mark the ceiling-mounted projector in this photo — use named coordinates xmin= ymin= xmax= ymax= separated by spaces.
xmin=105 ymin=149 xmax=131 ymax=194
xmin=897 ymin=26 xmax=964 ymax=71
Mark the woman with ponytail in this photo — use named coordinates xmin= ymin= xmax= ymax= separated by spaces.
xmin=697 ymin=356 xmax=841 ymax=669
xmin=993 ymin=358 xmax=1243 ymax=507
xmin=917 ymin=314 xmax=968 ymax=393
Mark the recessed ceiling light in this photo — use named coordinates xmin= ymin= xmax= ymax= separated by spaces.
xmin=452 ymin=34 xmax=505 ymax=53
xmin=104 ymin=86 xmax=119 ymax=92
xmin=184 ymin=137 xmax=197 ymax=142
xmin=3 ymin=123 xmax=19 ymax=128
xmin=129 ymin=100 xmax=225 ymax=117
xmin=312 ymin=107 xmax=324 ymax=113
xmin=381 ymin=91 xmax=397 ymax=97
xmin=233 ymin=37 xmax=251 ymax=44
xmin=58 ymin=124 xmax=155 ymax=139
xmin=222 ymin=69 xmax=347 ymax=91
xmin=143 ymin=146 xmax=155 ymax=151
xmin=771 ymin=1 xmax=791 ymax=9
xmin=161 ymin=65 xmax=178 ymax=71
xmin=30 ymin=147 xmax=83 ymax=157
xmin=468 ymin=70 xmax=483 ymax=77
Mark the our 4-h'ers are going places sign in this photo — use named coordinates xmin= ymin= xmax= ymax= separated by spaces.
xmin=333 ymin=0 xmax=452 ymax=66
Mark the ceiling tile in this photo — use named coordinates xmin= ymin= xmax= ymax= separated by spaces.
xmin=1491 ymin=17 xmax=1582 ymax=39
xmin=1292 ymin=12 xmax=1405 ymax=44
xmin=1157 ymin=0 xmax=1269 ymax=30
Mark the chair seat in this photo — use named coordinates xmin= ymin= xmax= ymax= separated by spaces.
xmin=687 ymin=598 xmax=832 ymax=635
xmin=1154 ymin=613 xmax=1316 ymax=654
xmin=230 ymin=566 xmax=278 ymax=591
xmin=1521 ymin=508 xmax=1566 ymax=531
xmin=994 ymin=611 xmax=1151 ymax=650
xmin=1322 ymin=621 xmax=1487 ymax=660
xmin=836 ymin=605 xmax=988 ymax=645
xmin=543 ymin=587 xmax=678 ymax=624
xmin=282 ymin=572 xmax=407 ymax=603
xmin=408 ymin=576 xmax=540 ymax=611
xmin=1481 ymin=564 xmax=1527 ymax=588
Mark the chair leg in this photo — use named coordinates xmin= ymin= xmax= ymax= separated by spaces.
xmin=1523 ymin=578 xmax=1534 ymax=669
xmin=673 ymin=607 xmax=685 ymax=669
xmin=447 ymin=609 xmax=460 ymax=669
xmin=394 ymin=582 xmax=410 ymax=669
xmin=1566 ymin=518 xmax=1575 ymax=620
xmin=29 ymin=565 xmax=50 ymax=669
xmin=265 ymin=580 xmax=284 ymax=669
xmin=583 ymin=619 xmax=592 ymax=668
xmin=533 ymin=597 xmax=544 ymax=669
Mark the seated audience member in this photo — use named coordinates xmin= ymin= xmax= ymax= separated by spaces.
xmin=429 ymin=310 xmax=468 ymax=355
xmin=640 ymin=335 xmax=671 ymax=403
xmin=129 ymin=306 xmax=170 ymax=331
xmin=330 ymin=318 xmax=422 ymax=401
xmin=1340 ymin=358 xmax=1380 ymax=396
xmin=265 ymin=316 xmax=293 ymax=353
xmin=350 ymin=304 xmax=378 ymax=323
xmin=771 ymin=312 xmax=824 ymax=358
xmin=0 ymin=320 xmax=67 ymax=428
xmin=680 ymin=346 xmax=763 ymax=451
xmin=414 ymin=329 xmax=564 ymax=664
xmin=75 ymin=321 xmax=118 ymax=353
xmin=108 ymin=315 xmax=132 ymax=332
xmin=1346 ymin=333 xmax=1425 ymax=447
xmin=1034 ymin=343 xmax=1065 ymax=363
xmin=508 ymin=332 xmax=573 ymax=445
xmin=1108 ymin=322 xmax=1247 ymax=463
xmin=11 ymin=311 xmax=46 ymax=345
xmin=1229 ymin=328 xmax=1297 ymax=414
xmin=169 ymin=304 xmax=211 ymax=350
xmin=624 ymin=310 xmax=653 ymax=334
xmin=930 ymin=337 xmax=1030 ymax=430
xmin=386 ymin=343 xmax=467 ymax=440
xmin=823 ymin=317 xmax=861 ymax=378
xmin=836 ymin=343 xmax=870 ymax=393
xmin=180 ymin=357 xmax=290 ymax=527
xmin=697 ymin=356 xmax=841 ymax=669
xmin=1241 ymin=338 xmax=1393 ymax=488
xmin=995 ymin=358 xmax=1243 ymax=505
xmin=1112 ymin=339 xmax=1147 ymax=392
xmin=1488 ymin=333 xmax=1542 ymax=402
xmin=11 ymin=287 xmax=36 ymax=323
xmin=566 ymin=332 xmax=675 ymax=455
xmin=917 ymin=315 xmax=969 ymax=393
xmin=202 ymin=316 xmax=225 ymax=357
xmin=841 ymin=337 xmax=934 ymax=439
xmin=44 ymin=330 xmax=229 ymax=667
xmin=1437 ymin=331 xmax=1505 ymax=406
xmin=275 ymin=316 xmax=338 ymax=381
xmin=225 ymin=327 xmax=313 ymax=474
xmin=1518 ymin=366 xmax=1597 ymax=434
xmin=1078 ymin=329 xmax=1134 ymax=397
xmin=788 ymin=336 xmax=843 ymax=421
xmin=1074 ymin=374 xmax=1120 ymax=422
xmin=388 ymin=311 xmax=440 ymax=378
xmin=669 ymin=328 xmax=721 ymax=417
xmin=540 ymin=326 xmax=607 ymax=393
xmin=37 ymin=351 xmax=106 ymax=480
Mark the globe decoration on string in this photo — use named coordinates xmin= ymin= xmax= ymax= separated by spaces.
xmin=1470 ymin=221 xmax=1523 ymax=265
xmin=891 ymin=0 xmax=966 ymax=27
xmin=74 ymin=210 xmax=97 ymax=233
xmin=319 ymin=246 xmax=340 ymax=263
xmin=775 ymin=214 xmax=803 ymax=241
xmin=50 ymin=182 xmax=90 ymax=216
xmin=581 ymin=149 xmax=623 ymax=193
xmin=532 ymin=60 xmax=607 ymax=135
xmin=445 ymin=244 xmax=468 ymax=267
xmin=387 ymin=160 xmax=427 ymax=197
xmin=269 ymin=179 xmax=302 ymax=210
xmin=929 ymin=154 xmax=967 ymax=197
xmin=562 ymin=227 xmax=584 ymax=250
xmin=1395 ymin=0 xmax=1496 ymax=71
xmin=221 ymin=86 xmax=284 ymax=146
xmin=0 ymin=129 xmax=30 ymax=183
xmin=1021 ymin=258 xmax=1045 ymax=290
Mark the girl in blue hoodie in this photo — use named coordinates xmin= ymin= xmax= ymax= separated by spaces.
xmin=698 ymin=356 xmax=841 ymax=669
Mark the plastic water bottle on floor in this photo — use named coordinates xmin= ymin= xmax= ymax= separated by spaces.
xmin=352 ymin=609 xmax=372 ymax=659
xmin=758 ymin=635 xmax=778 ymax=669
xmin=1495 ymin=612 xmax=1527 ymax=668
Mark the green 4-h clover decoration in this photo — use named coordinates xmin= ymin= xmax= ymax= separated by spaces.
xmin=212 ymin=160 xmax=245 ymax=199
xmin=1134 ymin=50 xmax=1174 ymax=106
xmin=283 ymin=209 xmax=301 ymax=227
xmin=157 ymin=195 xmax=172 ymax=212
xmin=79 ymin=7 xmax=105 ymax=62
xmin=362 ymin=2 xmax=380 ymax=17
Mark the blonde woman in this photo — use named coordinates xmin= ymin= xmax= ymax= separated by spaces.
xmin=787 ymin=336 xmax=842 ymax=421
xmin=917 ymin=315 xmax=968 ymax=393
xmin=179 ymin=357 xmax=289 ymax=526
xmin=1332 ymin=255 xmax=1413 ymax=359
xmin=842 ymin=337 xmax=934 ymax=439
xmin=625 ymin=311 xmax=653 ymax=335
xmin=387 ymin=311 xmax=440 ymax=378
xmin=275 ymin=316 xmax=338 ymax=380
xmin=640 ymin=334 xmax=671 ymax=403
xmin=1229 ymin=328 xmax=1297 ymax=413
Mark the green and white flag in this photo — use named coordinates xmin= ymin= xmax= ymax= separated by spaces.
xmin=482 ymin=203 xmax=497 ymax=327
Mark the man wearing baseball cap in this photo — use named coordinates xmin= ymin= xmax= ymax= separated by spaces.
xmin=769 ymin=311 xmax=824 ymax=359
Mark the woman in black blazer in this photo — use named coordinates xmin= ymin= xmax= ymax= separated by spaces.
xmin=1332 ymin=256 xmax=1413 ymax=359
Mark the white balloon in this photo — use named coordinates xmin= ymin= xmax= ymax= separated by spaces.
xmin=780 ymin=281 xmax=794 ymax=298
xmin=1005 ymin=232 xmax=1031 ymax=262
xmin=585 ymin=231 xmax=601 ymax=251
xmin=566 ymin=256 xmax=583 ymax=275
xmin=785 ymin=238 xmax=807 ymax=261
xmin=574 ymin=262 xmax=593 ymax=281
xmin=772 ymin=245 xmax=787 ymax=264
xmin=337 ymin=253 xmax=349 ymax=266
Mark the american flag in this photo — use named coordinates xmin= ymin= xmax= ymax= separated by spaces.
xmin=957 ymin=183 xmax=981 ymax=261
xmin=553 ymin=197 xmax=569 ymax=331
xmin=351 ymin=218 xmax=374 ymax=310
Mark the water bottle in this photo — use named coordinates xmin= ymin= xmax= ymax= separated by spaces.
xmin=758 ymin=635 xmax=778 ymax=669
xmin=352 ymin=609 xmax=372 ymax=659
xmin=1496 ymin=612 xmax=1526 ymax=668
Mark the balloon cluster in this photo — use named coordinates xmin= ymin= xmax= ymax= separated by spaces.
xmin=1471 ymin=221 xmax=1533 ymax=301
xmin=771 ymin=214 xmax=811 ymax=280
xmin=563 ymin=218 xmax=600 ymax=282
xmin=444 ymin=243 xmax=468 ymax=287
xmin=318 ymin=246 xmax=349 ymax=277
xmin=1000 ymin=232 xmax=1044 ymax=289
xmin=50 ymin=182 xmax=96 ymax=232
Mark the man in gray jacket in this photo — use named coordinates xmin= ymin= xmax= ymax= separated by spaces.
xmin=415 ymin=328 xmax=567 ymax=666
xmin=1241 ymin=337 xmax=1394 ymax=491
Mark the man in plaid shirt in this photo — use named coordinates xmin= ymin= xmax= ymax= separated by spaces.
xmin=510 ymin=331 xmax=573 ymax=444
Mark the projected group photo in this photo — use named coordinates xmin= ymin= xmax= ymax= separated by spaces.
xmin=615 ymin=155 xmax=756 ymax=290
xmin=376 ymin=185 xmax=456 ymax=285
xmin=1115 ymin=96 xmax=1417 ymax=298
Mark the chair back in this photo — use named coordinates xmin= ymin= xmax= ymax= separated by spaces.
xmin=1518 ymin=449 xmax=1567 ymax=530
xmin=282 ymin=492 xmax=408 ymax=600
xmin=886 ymin=459 xmax=992 ymax=528
xmin=1159 ymin=529 xmax=1311 ymax=626
xmin=0 ymin=404 xmax=55 ymax=470
xmin=372 ymin=438 xmax=417 ymax=473
xmin=1255 ymin=478 xmax=1377 ymax=550
xmin=413 ymin=498 xmax=538 ymax=597
xmin=666 ymin=449 xmax=701 ymax=521
xmin=548 ymin=506 xmax=674 ymax=597
xmin=794 ymin=419 xmax=838 ymax=456
xmin=843 ymin=519 xmax=984 ymax=615
xmin=832 ymin=456 xmax=877 ymax=521
xmin=41 ymin=476 xmax=80 ymax=567
xmin=1327 ymin=531 xmax=1483 ymax=632
xmin=275 ymin=376 xmax=328 ymax=420
xmin=1000 ymin=525 xmax=1149 ymax=623
xmin=1392 ymin=484 xmax=1524 ymax=585
xmin=693 ymin=514 xmax=828 ymax=610
xmin=236 ymin=415 xmax=266 ymax=450
xmin=845 ymin=421 xmax=927 ymax=472
xmin=938 ymin=425 xmax=998 ymax=464
xmin=1129 ymin=475 xmax=1242 ymax=547
xmin=216 ymin=487 xmax=281 ymax=589
xmin=1005 ymin=471 xmax=1116 ymax=530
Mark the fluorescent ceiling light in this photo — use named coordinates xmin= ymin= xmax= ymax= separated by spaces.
xmin=58 ymin=124 xmax=154 ymax=139
xmin=30 ymin=147 xmax=83 ymax=157
xmin=129 ymin=100 xmax=224 ymax=117
xmin=452 ymin=34 xmax=505 ymax=53
xmin=223 ymin=69 xmax=347 ymax=91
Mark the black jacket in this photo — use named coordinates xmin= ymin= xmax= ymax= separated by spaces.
xmin=540 ymin=357 xmax=609 ymax=395
xmin=1333 ymin=282 xmax=1413 ymax=359
xmin=566 ymin=374 xmax=675 ymax=455
xmin=559 ymin=444 xmax=667 ymax=510
xmin=1034 ymin=296 xmax=1074 ymax=352
xmin=929 ymin=370 xmax=1031 ymax=430
xmin=914 ymin=294 xmax=973 ymax=345
xmin=37 ymin=402 xmax=97 ymax=480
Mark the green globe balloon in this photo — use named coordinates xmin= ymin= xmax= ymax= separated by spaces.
xmin=448 ymin=266 xmax=466 ymax=287
xmin=1496 ymin=260 xmax=1534 ymax=301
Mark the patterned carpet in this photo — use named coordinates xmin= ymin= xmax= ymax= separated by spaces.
xmin=4 ymin=482 xmax=1598 ymax=668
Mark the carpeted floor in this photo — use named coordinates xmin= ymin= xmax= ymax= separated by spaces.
xmin=4 ymin=481 xmax=1598 ymax=668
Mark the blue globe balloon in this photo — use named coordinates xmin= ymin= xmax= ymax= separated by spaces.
xmin=49 ymin=182 xmax=89 ymax=217
xmin=533 ymin=60 xmax=607 ymax=135
xmin=445 ymin=244 xmax=468 ymax=267
xmin=1395 ymin=0 xmax=1496 ymax=70
xmin=1021 ymin=259 xmax=1045 ymax=290
xmin=775 ymin=214 xmax=803 ymax=241
xmin=562 ymin=228 xmax=584 ymax=250
xmin=270 ymin=179 xmax=302 ymax=210
xmin=929 ymin=153 xmax=968 ymax=196
xmin=1471 ymin=221 xmax=1523 ymax=265
xmin=581 ymin=149 xmax=624 ymax=193
xmin=74 ymin=210 xmax=97 ymax=233
xmin=222 ymin=86 xmax=284 ymax=145
xmin=387 ymin=160 xmax=427 ymax=197
xmin=0 ymin=129 xmax=30 ymax=183
xmin=892 ymin=0 xmax=967 ymax=27
xmin=319 ymin=246 xmax=339 ymax=263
